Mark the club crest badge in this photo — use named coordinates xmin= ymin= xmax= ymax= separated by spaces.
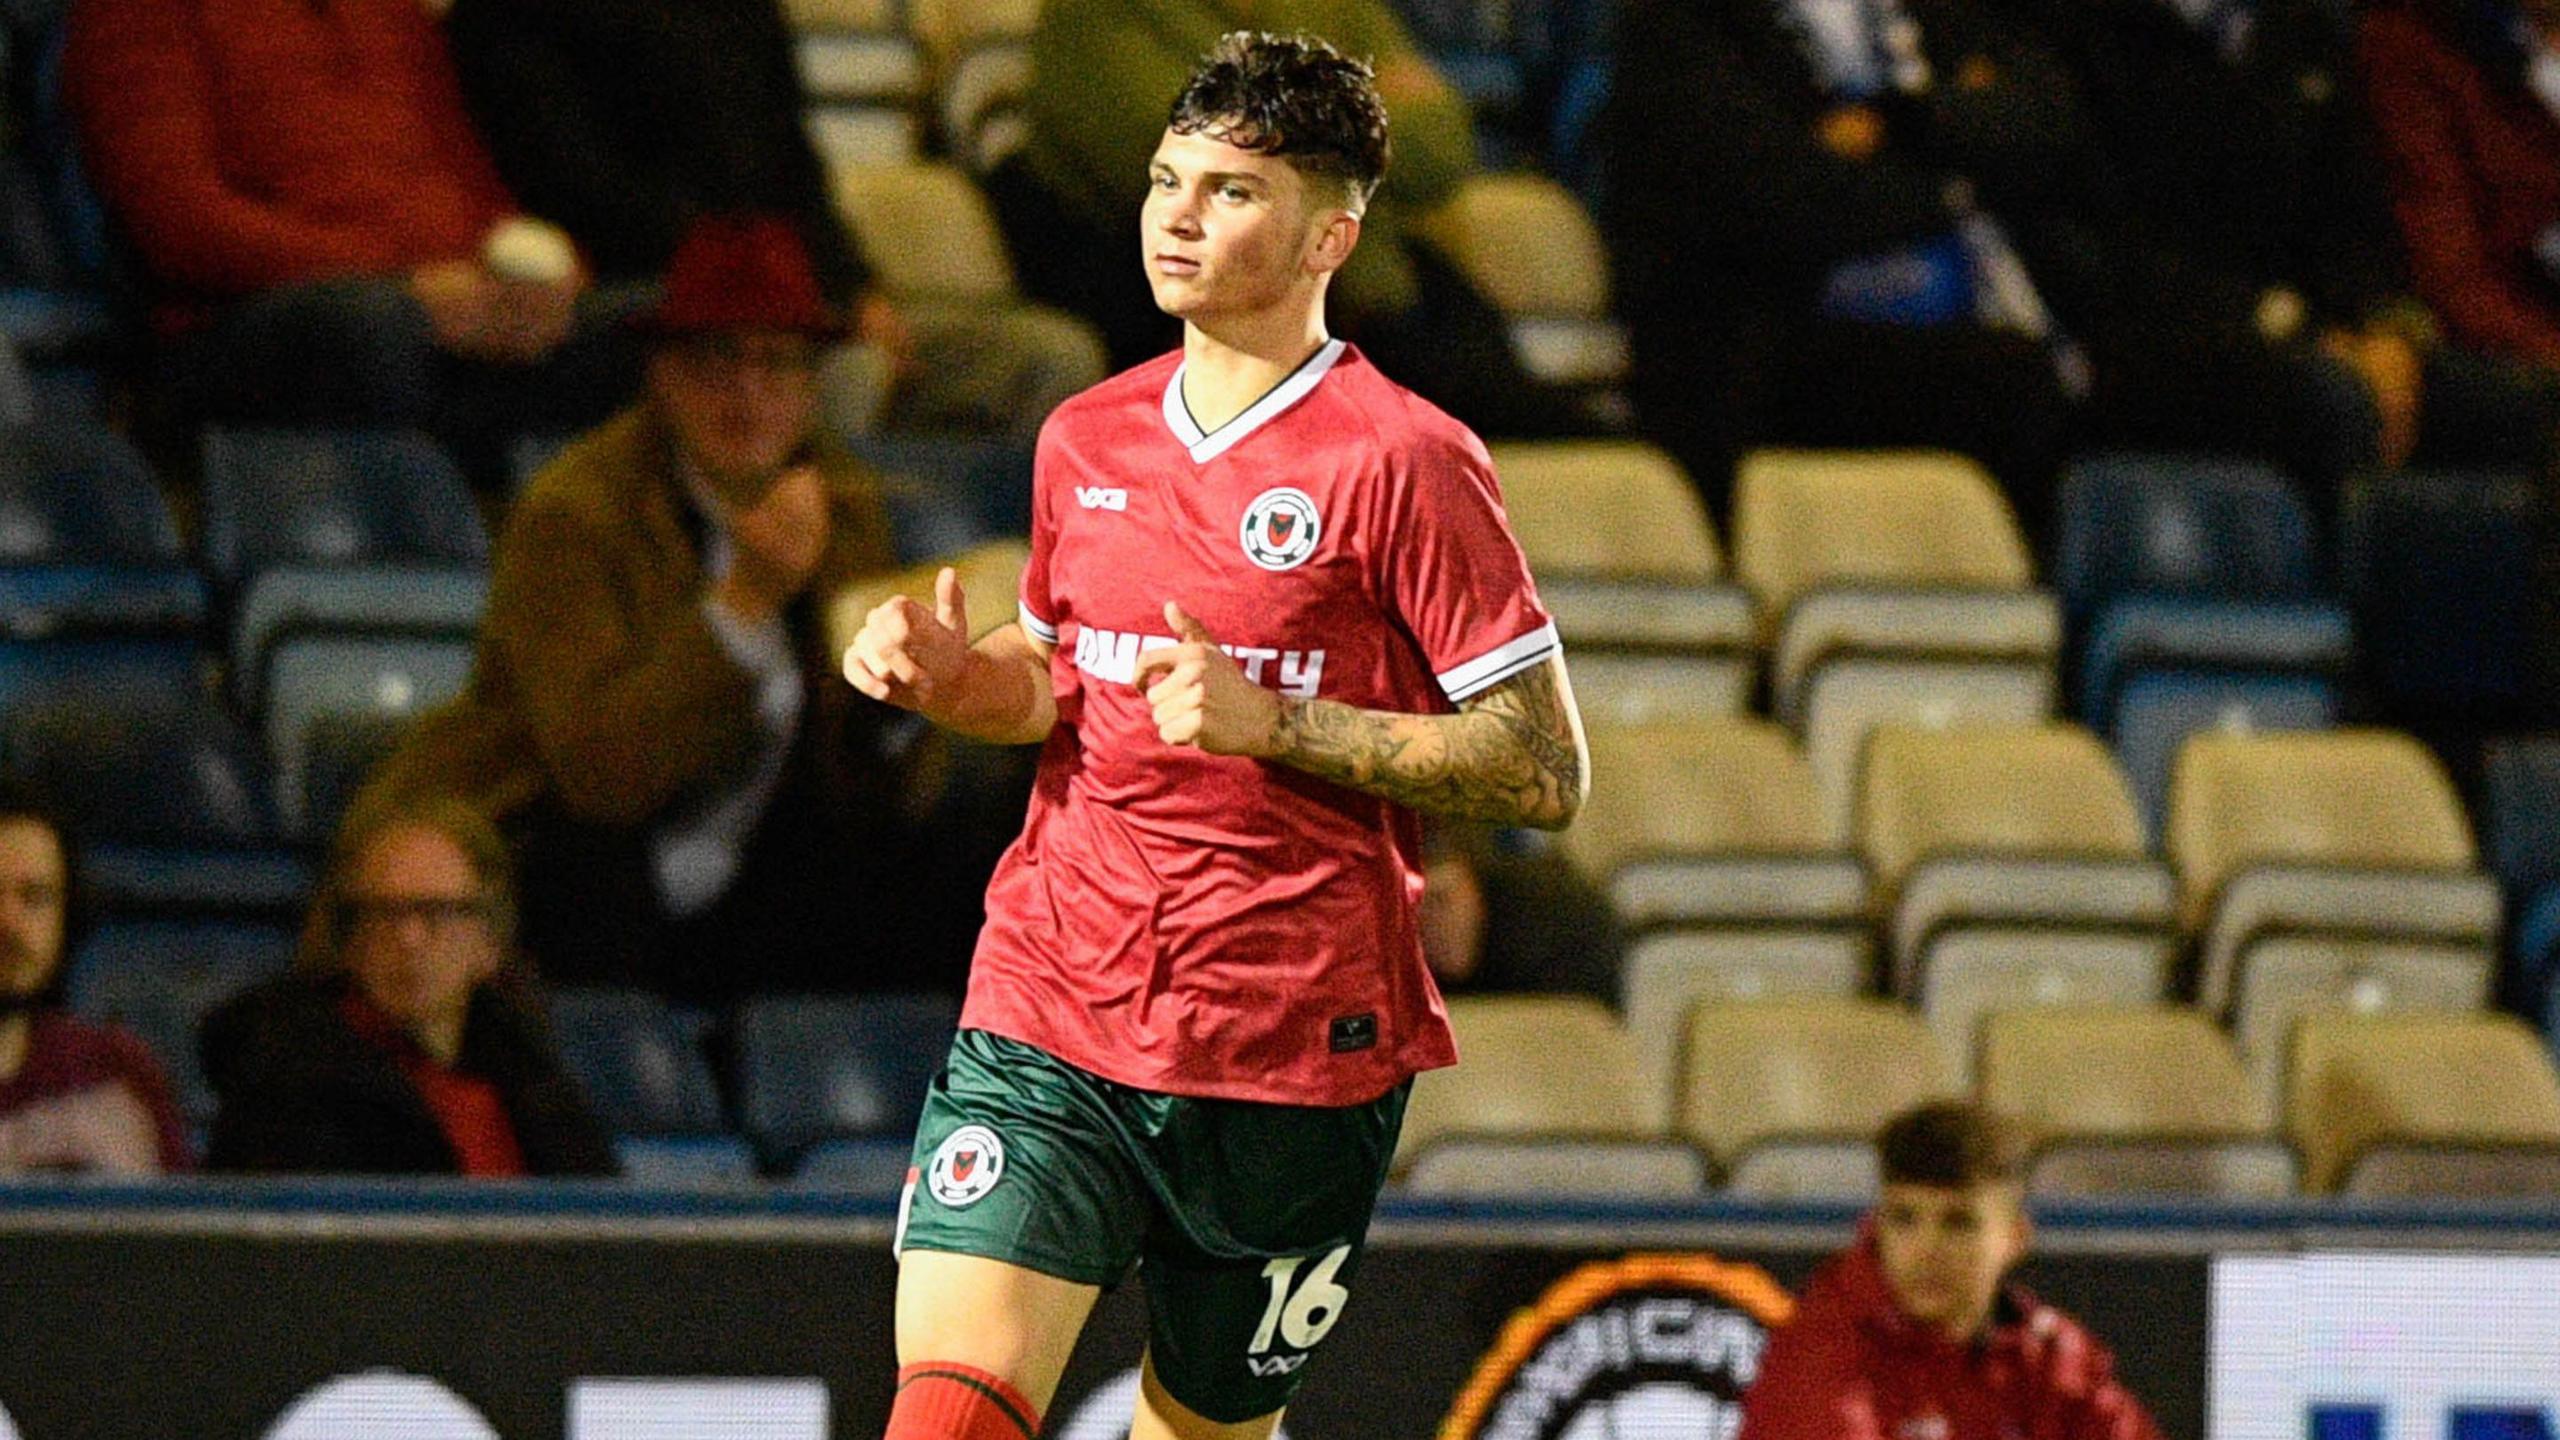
xmin=927 ymin=1125 xmax=1006 ymax=1208
xmin=1240 ymin=487 xmax=1321 ymax=571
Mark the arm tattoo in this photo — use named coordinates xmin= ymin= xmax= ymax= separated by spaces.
xmin=1267 ymin=658 xmax=1587 ymax=828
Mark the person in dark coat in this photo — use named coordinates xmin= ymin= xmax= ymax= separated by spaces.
xmin=200 ymin=796 xmax=616 ymax=1178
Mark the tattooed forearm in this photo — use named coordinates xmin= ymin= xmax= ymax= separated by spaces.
xmin=1266 ymin=657 xmax=1588 ymax=828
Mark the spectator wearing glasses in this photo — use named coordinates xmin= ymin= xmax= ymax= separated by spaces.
xmin=198 ymin=796 xmax=615 ymax=1177
xmin=364 ymin=214 xmax=944 ymax=1005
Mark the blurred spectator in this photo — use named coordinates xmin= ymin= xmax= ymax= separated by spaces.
xmin=363 ymin=216 xmax=948 ymax=1005
xmin=1739 ymin=1101 xmax=2164 ymax=1440
xmin=0 ymin=783 xmax=190 ymax=1175
xmin=990 ymin=0 xmax=1590 ymax=437
xmin=1418 ymin=821 xmax=1624 ymax=1006
xmin=1608 ymin=0 xmax=2079 ymax=535
xmin=199 ymin=796 xmax=615 ymax=1177
xmin=2361 ymin=0 xmax=2560 ymax=372
xmin=442 ymin=0 xmax=1104 ymax=444
xmin=61 ymin=0 xmax=640 ymax=470
xmin=2020 ymin=0 xmax=2560 ymax=487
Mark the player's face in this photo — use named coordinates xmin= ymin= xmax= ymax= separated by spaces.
xmin=1873 ymin=1181 xmax=2030 ymax=1342
xmin=1142 ymin=128 xmax=1342 ymax=324
xmin=0 ymin=819 xmax=66 ymax=998
xmin=649 ymin=328 xmax=822 ymax=500
xmin=338 ymin=824 xmax=501 ymax=1036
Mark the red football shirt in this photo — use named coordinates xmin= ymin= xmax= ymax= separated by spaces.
xmin=962 ymin=341 xmax=1558 ymax=1106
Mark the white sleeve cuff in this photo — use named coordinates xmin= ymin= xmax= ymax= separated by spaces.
xmin=1020 ymin=602 xmax=1060 ymax=645
xmin=1437 ymin=621 xmax=1561 ymax=703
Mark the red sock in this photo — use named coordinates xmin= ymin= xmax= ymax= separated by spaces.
xmin=884 ymin=1361 xmax=1042 ymax=1440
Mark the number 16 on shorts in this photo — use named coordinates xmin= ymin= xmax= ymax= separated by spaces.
xmin=1247 ymin=1246 xmax=1352 ymax=1377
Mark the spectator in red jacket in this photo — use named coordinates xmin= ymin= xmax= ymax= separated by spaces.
xmin=1739 ymin=1102 xmax=2162 ymax=1440
xmin=2361 ymin=0 xmax=2560 ymax=371
xmin=60 ymin=0 xmax=640 ymax=472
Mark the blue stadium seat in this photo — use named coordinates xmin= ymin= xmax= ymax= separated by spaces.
xmin=2481 ymin=736 xmax=2560 ymax=1020
xmin=230 ymin=564 xmax=485 ymax=706
xmin=846 ymin=434 xmax=1031 ymax=558
xmin=3 ymin=688 xmax=306 ymax=914
xmin=792 ymin=1136 xmax=918 ymax=1196
xmin=0 ymin=412 xmax=204 ymax=639
xmin=615 ymin=1136 xmax=760 ymax=1187
xmin=547 ymin=987 xmax=728 ymax=1138
xmin=67 ymin=920 xmax=295 ymax=1125
xmin=2342 ymin=467 xmax=2542 ymax=718
xmin=198 ymin=428 xmax=486 ymax=587
xmin=733 ymin=993 xmax=958 ymax=1166
xmin=2054 ymin=454 xmax=2348 ymax=822
xmin=262 ymin=633 xmax=473 ymax=838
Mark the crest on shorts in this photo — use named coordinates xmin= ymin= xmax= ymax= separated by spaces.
xmin=1240 ymin=488 xmax=1321 ymax=571
xmin=927 ymin=1124 xmax=1006 ymax=1207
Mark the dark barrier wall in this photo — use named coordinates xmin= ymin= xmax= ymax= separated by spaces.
xmin=0 ymin=1213 xmax=2208 ymax=1440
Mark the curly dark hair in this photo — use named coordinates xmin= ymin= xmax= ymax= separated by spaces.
xmin=1167 ymin=30 xmax=1390 ymax=210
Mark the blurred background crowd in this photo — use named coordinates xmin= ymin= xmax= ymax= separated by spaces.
xmin=0 ymin=0 xmax=2557 ymax=1206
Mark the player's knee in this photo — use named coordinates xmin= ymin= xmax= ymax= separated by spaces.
xmin=883 ymin=1361 xmax=1043 ymax=1440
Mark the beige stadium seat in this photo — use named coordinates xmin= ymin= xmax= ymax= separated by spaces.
xmin=1732 ymin=450 xmax=2060 ymax=836
xmin=1680 ymin=999 xmax=1946 ymax=1199
xmin=806 ymin=107 xmax=922 ymax=171
xmin=1490 ymin=440 xmax=1755 ymax=724
xmin=1396 ymin=997 xmax=1653 ymax=1172
xmin=828 ymin=539 xmax=1028 ymax=663
xmin=1578 ymin=720 xmax=1874 ymax=1116
xmin=2170 ymin=730 xmax=2499 ymax=1096
xmin=2289 ymin=1013 xmax=2560 ymax=1194
xmin=1859 ymin=724 xmax=2175 ymax=1080
xmin=1399 ymin=1137 xmax=1713 ymax=1200
xmin=1419 ymin=173 xmax=1629 ymax=389
xmin=1978 ymin=1008 xmax=2297 ymax=1197
xmin=831 ymin=162 xmax=1018 ymax=303
xmin=934 ymin=41 xmax=1032 ymax=173
xmin=908 ymin=0 xmax=1041 ymax=61
xmin=796 ymin=32 xmax=925 ymax=106
xmin=782 ymin=0 xmax=898 ymax=31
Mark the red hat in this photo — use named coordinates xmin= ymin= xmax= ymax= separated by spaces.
xmin=642 ymin=213 xmax=851 ymax=340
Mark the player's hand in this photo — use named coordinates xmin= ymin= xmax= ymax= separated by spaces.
xmin=845 ymin=565 xmax=975 ymax=713
xmin=1135 ymin=601 xmax=1284 ymax=757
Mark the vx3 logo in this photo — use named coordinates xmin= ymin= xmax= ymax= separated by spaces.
xmin=1248 ymin=1355 xmax=1309 ymax=1379
xmin=1076 ymin=486 xmax=1128 ymax=511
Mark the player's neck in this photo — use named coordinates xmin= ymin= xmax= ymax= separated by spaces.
xmin=1179 ymin=310 xmax=1331 ymax=434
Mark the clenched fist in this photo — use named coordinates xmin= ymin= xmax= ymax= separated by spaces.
xmin=845 ymin=565 xmax=975 ymax=715
xmin=1133 ymin=601 xmax=1286 ymax=757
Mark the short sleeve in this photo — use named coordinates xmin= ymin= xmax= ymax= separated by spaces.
xmin=1382 ymin=425 xmax=1556 ymax=704
xmin=1019 ymin=418 xmax=1063 ymax=646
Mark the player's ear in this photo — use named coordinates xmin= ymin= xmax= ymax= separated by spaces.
xmin=1304 ymin=207 xmax=1361 ymax=278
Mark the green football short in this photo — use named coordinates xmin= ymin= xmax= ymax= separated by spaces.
xmin=895 ymin=1028 xmax=1410 ymax=1424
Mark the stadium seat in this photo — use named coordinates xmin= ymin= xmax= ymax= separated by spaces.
xmin=806 ymin=106 xmax=923 ymax=170
xmin=297 ymin=711 xmax=413 ymax=845
xmin=792 ymin=1135 xmax=918 ymax=1196
xmin=1858 ymin=723 xmax=2176 ymax=1080
xmin=2172 ymin=730 xmax=2500 ymax=1097
xmin=1487 ymin=440 xmax=1755 ymax=724
xmin=1976 ymin=1007 xmax=2296 ymax=1197
xmin=262 ymin=634 xmax=473 ymax=839
xmin=932 ymin=40 xmax=1030 ymax=172
xmin=4 ymin=688 xmax=306 ymax=915
xmin=780 ymin=0 xmax=897 ymax=28
xmin=0 ymin=411 xmax=204 ymax=640
xmin=1574 ymin=719 xmax=1874 ymax=1115
xmin=67 ymin=920 xmax=295 ymax=1125
xmin=733 ymin=992 xmax=960 ymax=1167
xmin=2052 ymin=453 xmax=2348 ymax=833
xmin=830 ymin=162 xmax=1018 ymax=305
xmin=2288 ymin=1012 xmax=2560 ymax=1195
xmin=1678 ymin=999 xmax=1946 ymax=1199
xmin=547 ymin=987 xmax=728 ymax=1139
xmin=1421 ymin=174 xmax=1627 ymax=392
xmin=2480 ymin=735 xmax=2560 ymax=1020
xmin=1396 ymin=996 xmax=1652 ymax=1171
xmin=1400 ymin=1137 xmax=1713 ymax=1200
xmin=905 ymin=0 xmax=1041 ymax=56
xmin=795 ymin=32 xmax=924 ymax=109
xmin=197 ymin=428 xmax=487 ymax=588
xmin=2341 ymin=467 xmax=2542 ymax=720
xmin=229 ymin=563 xmax=483 ymax=704
xmin=1732 ymin=450 xmax=2061 ymax=835
xmin=615 ymin=1136 xmax=761 ymax=1187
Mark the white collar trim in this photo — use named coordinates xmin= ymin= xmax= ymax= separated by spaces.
xmin=1162 ymin=339 xmax=1346 ymax=464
